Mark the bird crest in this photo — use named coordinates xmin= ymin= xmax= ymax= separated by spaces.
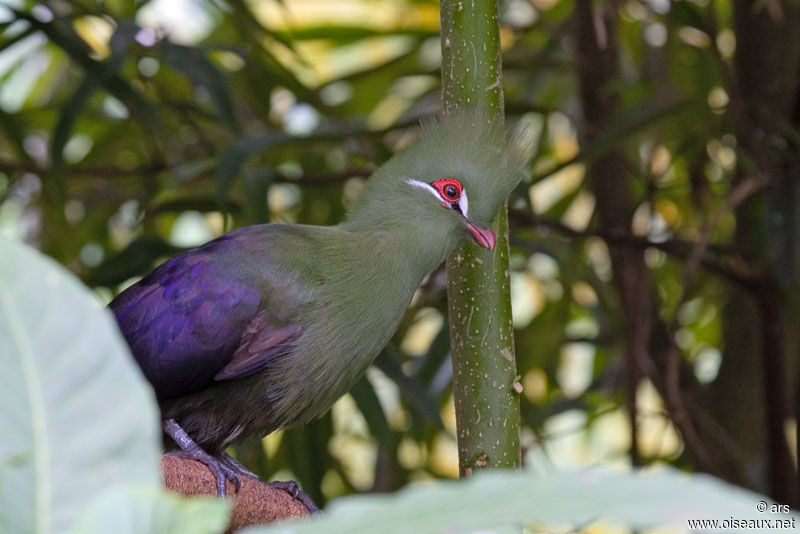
xmin=346 ymin=107 xmax=528 ymax=231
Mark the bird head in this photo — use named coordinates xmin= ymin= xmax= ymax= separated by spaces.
xmin=404 ymin=176 xmax=497 ymax=250
xmin=345 ymin=108 xmax=527 ymax=253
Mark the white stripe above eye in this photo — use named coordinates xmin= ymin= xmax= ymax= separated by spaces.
xmin=406 ymin=178 xmax=470 ymax=217
xmin=406 ymin=178 xmax=438 ymax=195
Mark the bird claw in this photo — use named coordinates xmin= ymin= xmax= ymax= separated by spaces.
xmin=165 ymin=448 xmax=241 ymax=496
xmin=269 ymin=480 xmax=321 ymax=515
xmin=163 ymin=418 xmax=242 ymax=497
xmin=162 ymin=419 xmax=319 ymax=512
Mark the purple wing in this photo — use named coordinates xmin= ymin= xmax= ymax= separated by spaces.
xmin=110 ymin=229 xmax=296 ymax=400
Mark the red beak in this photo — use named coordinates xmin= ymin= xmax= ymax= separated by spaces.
xmin=466 ymin=220 xmax=496 ymax=250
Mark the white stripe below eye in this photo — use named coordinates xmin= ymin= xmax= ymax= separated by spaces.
xmin=458 ymin=192 xmax=469 ymax=217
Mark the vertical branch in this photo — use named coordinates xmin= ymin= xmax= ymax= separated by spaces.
xmin=440 ymin=0 xmax=521 ymax=474
xmin=708 ymin=0 xmax=800 ymax=504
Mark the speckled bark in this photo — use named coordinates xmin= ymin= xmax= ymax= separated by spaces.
xmin=440 ymin=0 xmax=521 ymax=475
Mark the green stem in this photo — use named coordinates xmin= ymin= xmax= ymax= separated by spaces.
xmin=440 ymin=0 xmax=521 ymax=475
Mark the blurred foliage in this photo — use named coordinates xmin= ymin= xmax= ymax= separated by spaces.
xmin=5 ymin=236 xmax=790 ymax=533
xmin=1 ymin=0 xmax=798 ymax=511
xmin=247 ymin=465 xmax=799 ymax=534
xmin=0 ymin=236 xmax=231 ymax=533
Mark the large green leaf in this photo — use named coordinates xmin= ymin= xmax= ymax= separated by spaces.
xmin=0 ymin=238 xmax=228 ymax=533
xmin=246 ymin=466 xmax=798 ymax=534
xmin=71 ymin=486 xmax=229 ymax=534
xmin=88 ymin=236 xmax=180 ymax=288
xmin=162 ymin=42 xmax=242 ymax=133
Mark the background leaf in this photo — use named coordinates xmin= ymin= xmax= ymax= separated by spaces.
xmin=245 ymin=466 xmax=798 ymax=534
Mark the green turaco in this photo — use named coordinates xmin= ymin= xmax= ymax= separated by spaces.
xmin=109 ymin=110 xmax=524 ymax=511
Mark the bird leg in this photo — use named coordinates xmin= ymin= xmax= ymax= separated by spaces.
xmin=163 ymin=420 xmax=320 ymax=513
xmin=163 ymin=419 xmax=241 ymax=497
xmin=268 ymin=480 xmax=321 ymax=515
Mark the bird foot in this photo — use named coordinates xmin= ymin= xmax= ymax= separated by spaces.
xmin=269 ymin=480 xmax=321 ymax=515
xmin=221 ymin=453 xmax=319 ymax=514
xmin=220 ymin=454 xmax=320 ymax=514
xmin=163 ymin=419 xmax=240 ymax=497
xmin=219 ymin=452 xmax=260 ymax=480
xmin=162 ymin=420 xmax=319 ymax=513
xmin=164 ymin=448 xmax=241 ymax=497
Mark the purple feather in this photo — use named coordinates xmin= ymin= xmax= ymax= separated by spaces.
xmin=110 ymin=229 xmax=270 ymax=399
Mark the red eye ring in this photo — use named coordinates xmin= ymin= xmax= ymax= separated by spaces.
xmin=432 ymin=178 xmax=462 ymax=202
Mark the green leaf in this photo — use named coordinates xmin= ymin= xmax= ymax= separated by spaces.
xmin=411 ymin=322 xmax=451 ymax=396
xmin=50 ymin=76 xmax=96 ymax=181
xmin=0 ymin=23 xmax=37 ymax=54
xmin=10 ymin=9 xmax=166 ymax=148
xmin=226 ymin=0 xmax=303 ymax=59
xmin=153 ymin=197 xmax=242 ymax=216
xmin=529 ymin=100 xmax=692 ymax=184
xmin=162 ymin=43 xmax=241 ymax=133
xmin=374 ymin=350 xmax=443 ymax=427
xmin=279 ymin=415 xmax=333 ymax=507
xmin=350 ymin=375 xmax=394 ymax=448
xmin=243 ymin=169 xmax=272 ymax=225
xmin=108 ymin=19 xmax=138 ymax=70
xmin=244 ymin=466 xmax=799 ymax=534
xmin=0 ymin=107 xmax=35 ymax=164
xmin=0 ymin=237 xmax=161 ymax=533
xmin=88 ymin=236 xmax=180 ymax=288
xmin=71 ymin=485 xmax=230 ymax=534
xmin=216 ymin=134 xmax=285 ymax=201
xmin=270 ymin=26 xmax=437 ymax=44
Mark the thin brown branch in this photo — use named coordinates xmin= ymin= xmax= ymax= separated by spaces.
xmin=509 ymin=209 xmax=765 ymax=290
xmin=0 ymin=158 xmax=373 ymax=187
xmin=676 ymin=174 xmax=771 ymax=299
xmin=661 ymin=173 xmax=772 ymax=476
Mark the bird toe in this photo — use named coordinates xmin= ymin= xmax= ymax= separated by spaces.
xmin=268 ymin=480 xmax=320 ymax=515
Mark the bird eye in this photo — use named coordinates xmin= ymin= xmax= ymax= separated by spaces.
xmin=432 ymin=178 xmax=463 ymax=202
